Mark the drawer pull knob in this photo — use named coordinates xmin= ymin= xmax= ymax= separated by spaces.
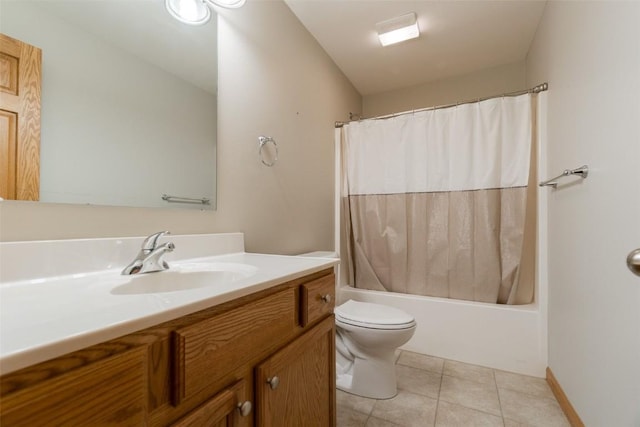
xmin=321 ymin=294 xmax=332 ymax=303
xmin=237 ymin=401 xmax=252 ymax=417
xmin=267 ymin=376 xmax=280 ymax=390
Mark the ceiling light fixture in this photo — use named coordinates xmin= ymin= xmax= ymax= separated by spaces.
xmin=376 ymin=12 xmax=420 ymax=47
xmin=209 ymin=0 xmax=246 ymax=8
xmin=165 ymin=0 xmax=211 ymax=25
xmin=165 ymin=0 xmax=246 ymax=26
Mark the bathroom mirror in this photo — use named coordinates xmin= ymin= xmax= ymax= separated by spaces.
xmin=0 ymin=0 xmax=217 ymax=210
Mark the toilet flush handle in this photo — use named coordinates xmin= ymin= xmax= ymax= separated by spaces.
xmin=267 ymin=376 xmax=280 ymax=390
xmin=321 ymin=294 xmax=332 ymax=303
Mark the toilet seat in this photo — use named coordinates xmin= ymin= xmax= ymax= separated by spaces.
xmin=335 ymin=300 xmax=416 ymax=330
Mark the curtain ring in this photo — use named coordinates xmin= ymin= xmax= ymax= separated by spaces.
xmin=258 ymin=136 xmax=278 ymax=167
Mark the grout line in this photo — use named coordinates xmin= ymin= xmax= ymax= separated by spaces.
xmin=432 ymin=370 xmax=444 ymax=426
xmin=493 ymin=368 xmax=507 ymax=426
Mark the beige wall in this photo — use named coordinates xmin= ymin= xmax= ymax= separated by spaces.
xmin=0 ymin=1 xmax=361 ymax=255
xmin=526 ymin=2 xmax=640 ymax=425
xmin=362 ymin=61 xmax=526 ymax=117
xmin=215 ymin=2 xmax=360 ymax=254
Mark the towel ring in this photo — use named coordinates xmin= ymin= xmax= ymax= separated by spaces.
xmin=258 ymin=136 xmax=278 ymax=167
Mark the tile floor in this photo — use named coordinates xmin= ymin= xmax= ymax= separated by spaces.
xmin=337 ymin=351 xmax=570 ymax=427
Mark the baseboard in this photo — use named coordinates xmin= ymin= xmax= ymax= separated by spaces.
xmin=546 ymin=367 xmax=585 ymax=427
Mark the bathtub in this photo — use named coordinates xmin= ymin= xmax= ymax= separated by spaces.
xmin=337 ymin=286 xmax=547 ymax=377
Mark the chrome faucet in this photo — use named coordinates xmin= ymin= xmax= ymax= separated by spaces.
xmin=122 ymin=231 xmax=175 ymax=275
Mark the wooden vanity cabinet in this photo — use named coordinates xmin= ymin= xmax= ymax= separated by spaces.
xmin=0 ymin=268 xmax=336 ymax=427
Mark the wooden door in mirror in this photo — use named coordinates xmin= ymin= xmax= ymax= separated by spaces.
xmin=0 ymin=33 xmax=41 ymax=201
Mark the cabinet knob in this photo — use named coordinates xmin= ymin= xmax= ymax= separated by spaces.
xmin=267 ymin=376 xmax=280 ymax=390
xmin=237 ymin=401 xmax=252 ymax=417
xmin=321 ymin=294 xmax=332 ymax=303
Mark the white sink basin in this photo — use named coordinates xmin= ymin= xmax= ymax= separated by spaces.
xmin=111 ymin=262 xmax=258 ymax=295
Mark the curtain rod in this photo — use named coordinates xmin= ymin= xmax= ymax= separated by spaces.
xmin=335 ymin=82 xmax=548 ymax=128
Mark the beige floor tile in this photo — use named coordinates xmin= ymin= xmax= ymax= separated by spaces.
xmin=499 ymin=388 xmax=570 ymax=427
xmin=503 ymin=419 xmax=527 ymax=427
xmin=439 ymin=375 xmax=502 ymax=416
xmin=435 ymin=401 xmax=504 ymax=427
xmin=494 ymin=370 xmax=554 ymax=399
xmin=443 ymin=360 xmax=496 ymax=385
xmin=397 ymin=351 xmax=445 ymax=374
xmin=337 ymin=407 xmax=369 ymax=427
xmin=366 ymin=416 xmax=402 ymax=427
xmin=337 ymin=389 xmax=377 ymax=415
xmin=396 ymin=364 xmax=442 ymax=399
xmin=371 ymin=390 xmax=438 ymax=427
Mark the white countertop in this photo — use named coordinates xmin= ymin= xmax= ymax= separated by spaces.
xmin=0 ymin=251 xmax=338 ymax=375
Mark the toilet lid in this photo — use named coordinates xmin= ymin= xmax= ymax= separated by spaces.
xmin=335 ymin=300 xmax=416 ymax=329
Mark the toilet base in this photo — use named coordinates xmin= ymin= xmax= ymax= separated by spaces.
xmin=336 ymin=350 xmax=398 ymax=399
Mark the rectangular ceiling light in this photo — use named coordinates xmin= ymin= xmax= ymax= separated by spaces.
xmin=376 ymin=12 xmax=420 ymax=47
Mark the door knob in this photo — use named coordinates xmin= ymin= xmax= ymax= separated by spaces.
xmin=321 ymin=294 xmax=332 ymax=303
xmin=627 ymin=248 xmax=640 ymax=277
xmin=237 ymin=401 xmax=252 ymax=417
xmin=267 ymin=376 xmax=280 ymax=390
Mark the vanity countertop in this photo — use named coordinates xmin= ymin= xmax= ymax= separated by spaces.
xmin=0 ymin=250 xmax=338 ymax=376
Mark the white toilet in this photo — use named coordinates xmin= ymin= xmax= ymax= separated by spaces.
xmin=335 ymin=300 xmax=417 ymax=399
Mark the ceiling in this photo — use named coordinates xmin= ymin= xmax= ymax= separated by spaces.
xmin=285 ymin=0 xmax=547 ymax=96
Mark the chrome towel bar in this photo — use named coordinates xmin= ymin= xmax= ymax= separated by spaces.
xmin=539 ymin=165 xmax=589 ymax=188
xmin=162 ymin=194 xmax=211 ymax=205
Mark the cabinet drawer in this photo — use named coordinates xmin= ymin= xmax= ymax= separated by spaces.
xmin=300 ymin=273 xmax=335 ymax=327
xmin=172 ymin=288 xmax=297 ymax=404
xmin=0 ymin=347 xmax=147 ymax=426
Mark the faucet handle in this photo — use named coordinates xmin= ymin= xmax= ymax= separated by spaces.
xmin=141 ymin=231 xmax=170 ymax=252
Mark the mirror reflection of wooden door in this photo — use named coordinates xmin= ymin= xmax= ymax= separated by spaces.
xmin=0 ymin=33 xmax=41 ymax=201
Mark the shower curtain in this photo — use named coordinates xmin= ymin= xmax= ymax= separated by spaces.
xmin=341 ymin=94 xmax=538 ymax=304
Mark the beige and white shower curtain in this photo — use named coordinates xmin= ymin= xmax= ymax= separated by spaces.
xmin=341 ymin=94 xmax=538 ymax=304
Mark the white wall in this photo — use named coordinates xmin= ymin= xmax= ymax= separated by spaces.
xmin=363 ymin=61 xmax=526 ymax=117
xmin=526 ymin=2 xmax=640 ymax=425
xmin=1 ymin=1 xmax=217 ymax=209
xmin=0 ymin=1 xmax=361 ymax=256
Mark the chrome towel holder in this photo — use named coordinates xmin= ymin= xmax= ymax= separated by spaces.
xmin=539 ymin=165 xmax=589 ymax=188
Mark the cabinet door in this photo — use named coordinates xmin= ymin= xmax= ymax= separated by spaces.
xmin=255 ymin=316 xmax=336 ymax=427
xmin=171 ymin=380 xmax=249 ymax=427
